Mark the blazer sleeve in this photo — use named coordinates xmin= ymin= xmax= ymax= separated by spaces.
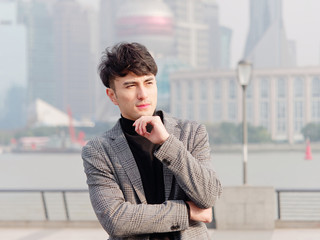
xmin=154 ymin=123 xmax=222 ymax=209
xmin=82 ymin=138 xmax=189 ymax=238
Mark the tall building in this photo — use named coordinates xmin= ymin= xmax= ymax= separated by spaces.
xmin=219 ymin=26 xmax=232 ymax=69
xmin=164 ymin=0 xmax=221 ymax=68
xmin=18 ymin=0 xmax=56 ymax=107
xmin=244 ymin=0 xmax=295 ymax=68
xmin=52 ymin=0 xmax=95 ymax=120
xmin=0 ymin=0 xmax=27 ymax=116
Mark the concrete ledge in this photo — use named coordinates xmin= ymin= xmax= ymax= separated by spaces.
xmin=275 ymin=220 xmax=320 ymax=228
xmin=0 ymin=221 xmax=101 ymax=228
xmin=215 ymin=186 xmax=275 ymax=230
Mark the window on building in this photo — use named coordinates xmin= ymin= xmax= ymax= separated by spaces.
xmin=312 ymin=101 xmax=320 ymax=120
xmin=229 ymin=78 xmax=237 ymax=99
xmin=214 ymin=79 xmax=221 ymax=100
xmin=277 ymin=101 xmax=286 ymax=133
xmin=294 ymin=77 xmax=304 ymax=98
xmin=246 ymin=81 xmax=253 ymax=99
xmin=187 ymin=81 xmax=193 ymax=100
xmin=228 ymin=102 xmax=237 ymax=121
xmin=200 ymin=104 xmax=208 ymax=122
xmin=247 ymin=101 xmax=253 ymax=124
xmin=312 ymin=77 xmax=320 ymax=120
xmin=200 ymin=80 xmax=207 ymax=101
xmin=260 ymin=101 xmax=269 ymax=129
xmin=260 ymin=78 xmax=269 ymax=99
xmin=312 ymin=77 xmax=320 ymax=97
xmin=277 ymin=78 xmax=286 ymax=98
xmin=294 ymin=101 xmax=304 ymax=133
xmin=175 ymin=81 xmax=181 ymax=101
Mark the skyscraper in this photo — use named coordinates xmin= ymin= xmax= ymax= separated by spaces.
xmin=0 ymin=0 xmax=27 ymax=127
xmin=52 ymin=0 xmax=95 ymax=120
xmin=18 ymin=0 xmax=56 ymax=107
xmin=244 ymin=0 xmax=295 ymax=68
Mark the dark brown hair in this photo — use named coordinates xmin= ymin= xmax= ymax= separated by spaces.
xmin=98 ymin=42 xmax=158 ymax=89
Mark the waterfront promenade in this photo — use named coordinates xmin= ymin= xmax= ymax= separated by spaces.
xmin=2 ymin=227 xmax=320 ymax=240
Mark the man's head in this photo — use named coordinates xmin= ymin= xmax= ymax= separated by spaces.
xmin=99 ymin=42 xmax=158 ymax=90
xmin=98 ymin=42 xmax=158 ymax=120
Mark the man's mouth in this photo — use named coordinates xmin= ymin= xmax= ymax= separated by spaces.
xmin=137 ymin=103 xmax=151 ymax=109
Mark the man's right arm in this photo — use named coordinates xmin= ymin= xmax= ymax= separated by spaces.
xmin=82 ymin=140 xmax=189 ymax=238
xmin=186 ymin=201 xmax=212 ymax=223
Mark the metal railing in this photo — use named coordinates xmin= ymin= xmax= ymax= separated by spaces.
xmin=276 ymin=189 xmax=320 ymax=221
xmin=0 ymin=189 xmax=95 ymax=221
xmin=1 ymin=189 xmax=320 ymax=222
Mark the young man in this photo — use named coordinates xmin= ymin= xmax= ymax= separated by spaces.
xmin=82 ymin=42 xmax=222 ymax=240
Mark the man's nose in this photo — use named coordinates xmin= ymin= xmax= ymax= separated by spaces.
xmin=137 ymin=86 xmax=147 ymax=99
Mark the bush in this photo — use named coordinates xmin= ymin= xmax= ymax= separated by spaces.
xmin=205 ymin=122 xmax=271 ymax=145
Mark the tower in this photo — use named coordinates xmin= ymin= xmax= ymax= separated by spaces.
xmin=244 ymin=0 xmax=295 ymax=68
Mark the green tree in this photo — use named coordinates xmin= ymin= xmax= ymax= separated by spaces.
xmin=206 ymin=122 xmax=240 ymax=144
xmin=301 ymin=123 xmax=320 ymax=141
xmin=247 ymin=124 xmax=271 ymax=143
xmin=205 ymin=122 xmax=271 ymax=145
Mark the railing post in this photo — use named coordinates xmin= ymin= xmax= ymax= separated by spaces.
xmin=277 ymin=190 xmax=281 ymax=220
xmin=62 ymin=191 xmax=70 ymax=220
xmin=41 ymin=191 xmax=49 ymax=220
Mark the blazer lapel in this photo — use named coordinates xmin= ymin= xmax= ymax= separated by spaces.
xmin=108 ymin=113 xmax=180 ymax=203
xmin=109 ymin=121 xmax=147 ymax=204
xmin=162 ymin=113 xmax=181 ymax=200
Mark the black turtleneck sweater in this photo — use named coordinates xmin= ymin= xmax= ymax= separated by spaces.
xmin=120 ymin=112 xmax=175 ymax=240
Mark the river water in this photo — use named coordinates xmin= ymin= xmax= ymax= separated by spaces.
xmin=0 ymin=150 xmax=319 ymax=190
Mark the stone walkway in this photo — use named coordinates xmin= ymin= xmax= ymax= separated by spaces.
xmin=1 ymin=228 xmax=320 ymax=240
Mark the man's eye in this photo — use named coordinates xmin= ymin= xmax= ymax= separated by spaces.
xmin=126 ymin=85 xmax=135 ymax=88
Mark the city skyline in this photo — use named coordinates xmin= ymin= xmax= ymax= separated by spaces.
xmin=79 ymin=0 xmax=320 ymax=67
xmin=1 ymin=0 xmax=320 ymax=130
xmin=216 ymin=0 xmax=320 ymax=67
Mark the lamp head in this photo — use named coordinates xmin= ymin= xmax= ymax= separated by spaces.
xmin=237 ymin=60 xmax=252 ymax=86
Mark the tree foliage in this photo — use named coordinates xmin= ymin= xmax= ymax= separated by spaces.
xmin=205 ymin=122 xmax=271 ymax=145
xmin=301 ymin=123 xmax=320 ymax=142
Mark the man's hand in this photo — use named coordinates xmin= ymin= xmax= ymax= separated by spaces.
xmin=133 ymin=116 xmax=169 ymax=145
xmin=186 ymin=201 xmax=212 ymax=223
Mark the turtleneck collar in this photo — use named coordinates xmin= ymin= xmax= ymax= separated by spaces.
xmin=120 ymin=115 xmax=137 ymax=135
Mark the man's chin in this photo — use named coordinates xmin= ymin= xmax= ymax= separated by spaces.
xmin=135 ymin=110 xmax=155 ymax=119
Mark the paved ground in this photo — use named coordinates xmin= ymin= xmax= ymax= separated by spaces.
xmin=1 ymin=228 xmax=320 ymax=240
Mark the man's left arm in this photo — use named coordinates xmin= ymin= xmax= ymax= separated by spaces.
xmin=154 ymin=123 xmax=222 ymax=209
xmin=133 ymin=116 xmax=222 ymax=209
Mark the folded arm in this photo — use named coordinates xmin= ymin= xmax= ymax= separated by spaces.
xmin=154 ymin=123 xmax=222 ymax=209
xmin=82 ymin=141 xmax=189 ymax=238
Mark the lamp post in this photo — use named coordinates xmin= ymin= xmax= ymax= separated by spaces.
xmin=237 ymin=60 xmax=252 ymax=185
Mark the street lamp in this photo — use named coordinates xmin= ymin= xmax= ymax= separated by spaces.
xmin=237 ymin=60 xmax=252 ymax=185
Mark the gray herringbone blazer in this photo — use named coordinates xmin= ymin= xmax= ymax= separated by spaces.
xmin=82 ymin=112 xmax=222 ymax=240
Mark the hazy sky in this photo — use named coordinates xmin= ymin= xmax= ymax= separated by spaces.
xmin=216 ymin=0 xmax=320 ymax=68
xmin=79 ymin=0 xmax=320 ymax=68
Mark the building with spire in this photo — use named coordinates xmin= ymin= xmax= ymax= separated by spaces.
xmin=244 ymin=0 xmax=295 ymax=68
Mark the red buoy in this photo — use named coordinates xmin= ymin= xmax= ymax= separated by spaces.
xmin=305 ymin=139 xmax=312 ymax=160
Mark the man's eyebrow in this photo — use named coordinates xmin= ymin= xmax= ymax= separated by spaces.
xmin=123 ymin=81 xmax=137 ymax=86
xmin=144 ymin=77 xmax=155 ymax=81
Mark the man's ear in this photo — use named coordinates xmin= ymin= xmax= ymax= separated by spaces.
xmin=106 ymin=88 xmax=118 ymax=105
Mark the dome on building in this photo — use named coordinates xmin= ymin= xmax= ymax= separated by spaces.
xmin=115 ymin=0 xmax=174 ymax=56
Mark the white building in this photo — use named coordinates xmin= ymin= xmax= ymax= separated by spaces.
xmin=170 ymin=67 xmax=320 ymax=143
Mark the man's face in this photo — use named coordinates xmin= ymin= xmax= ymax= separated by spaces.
xmin=106 ymin=72 xmax=157 ymax=121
